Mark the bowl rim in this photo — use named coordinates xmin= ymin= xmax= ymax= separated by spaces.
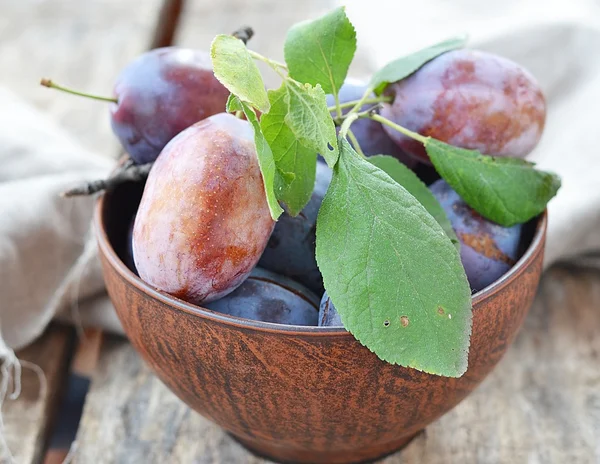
xmin=95 ymin=192 xmax=547 ymax=338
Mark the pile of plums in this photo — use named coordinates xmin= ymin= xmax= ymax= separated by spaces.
xmin=110 ymin=46 xmax=544 ymax=329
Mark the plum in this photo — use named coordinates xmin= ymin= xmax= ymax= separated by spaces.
xmin=111 ymin=47 xmax=230 ymax=164
xmin=205 ymin=268 xmax=319 ymax=326
xmin=380 ymin=49 xmax=546 ymax=163
xmin=124 ymin=215 xmax=137 ymax=275
xmin=429 ymin=179 xmax=523 ymax=292
xmin=258 ymin=162 xmax=332 ymax=296
xmin=132 ymin=113 xmax=275 ymax=305
xmin=318 ymin=292 xmax=343 ymax=328
xmin=325 ymin=80 xmax=417 ymax=167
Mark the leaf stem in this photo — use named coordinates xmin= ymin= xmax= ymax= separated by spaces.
xmin=347 ymin=129 xmax=366 ymax=158
xmin=339 ymin=112 xmax=358 ymax=139
xmin=369 ymin=113 xmax=428 ymax=144
xmin=334 ymin=93 xmax=343 ymax=119
xmin=248 ymin=50 xmax=288 ymax=77
xmin=347 ymin=85 xmax=375 ymax=116
xmin=40 ymin=78 xmax=117 ymax=103
xmin=327 ymin=96 xmax=391 ymax=113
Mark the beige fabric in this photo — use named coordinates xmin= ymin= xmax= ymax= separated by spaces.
xmin=1 ymin=0 xmax=600 ymax=354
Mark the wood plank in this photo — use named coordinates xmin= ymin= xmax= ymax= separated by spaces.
xmin=2 ymin=324 xmax=74 ymax=464
xmin=0 ymin=0 xmax=165 ymax=158
xmin=73 ymin=266 xmax=600 ymax=463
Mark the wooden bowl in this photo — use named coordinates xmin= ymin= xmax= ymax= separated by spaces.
xmin=95 ymin=181 xmax=546 ymax=464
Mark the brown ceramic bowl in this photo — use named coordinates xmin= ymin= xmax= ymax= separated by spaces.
xmin=95 ymin=181 xmax=546 ymax=464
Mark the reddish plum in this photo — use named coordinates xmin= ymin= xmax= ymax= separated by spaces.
xmin=429 ymin=179 xmax=523 ymax=292
xmin=205 ymin=268 xmax=319 ymax=326
xmin=111 ymin=47 xmax=229 ymax=164
xmin=133 ymin=113 xmax=275 ymax=304
xmin=381 ymin=49 xmax=546 ymax=163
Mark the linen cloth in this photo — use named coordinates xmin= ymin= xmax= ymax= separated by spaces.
xmin=2 ymin=0 xmax=600 ymax=355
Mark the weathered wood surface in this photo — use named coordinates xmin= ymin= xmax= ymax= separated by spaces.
xmin=74 ymin=266 xmax=600 ymax=463
xmin=2 ymin=325 xmax=74 ymax=464
xmin=0 ymin=1 xmax=165 ymax=462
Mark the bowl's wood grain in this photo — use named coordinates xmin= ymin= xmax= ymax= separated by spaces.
xmin=95 ymin=183 xmax=546 ymax=464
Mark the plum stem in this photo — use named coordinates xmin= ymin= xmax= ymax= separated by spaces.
xmin=369 ymin=113 xmax=428 ymax=144
xmin=327 ymin=96 xmax=391 ymax=113
xmin=346 ymin=129 xmax=366 ymax=158
xmin=40 ymin=79 xmax=118 ymax=104
xmin=62 ymin=160 xmax=153 ymax=197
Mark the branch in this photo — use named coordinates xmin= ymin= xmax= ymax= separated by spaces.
xmin=232 ymin=26 xmax=254 ymax=44
xmin=62 ymin=160 xmax=153 ymax=197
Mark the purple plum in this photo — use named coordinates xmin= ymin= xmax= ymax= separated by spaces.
xmin=205 ymin=268 xmax=319 ymax=326
xmin=111 ymin=47 xmax=230 ymax=164
xmin=429 ymin=179 xmax=523 ymax=292
xmin=318 ymin=292 xmax=343 ymax=328
xmin=133 ymin=113 xmax=275 ymax=305
xmin=258 ymin=162 xmax=331 ymax=296
xmin=381 ymin=49 xmax=546 ymax=163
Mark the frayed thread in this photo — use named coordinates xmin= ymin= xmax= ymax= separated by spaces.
xmin=0 ymin=338 xmax=48 ymax=463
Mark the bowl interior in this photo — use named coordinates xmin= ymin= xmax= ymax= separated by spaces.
xmin=100 ymin=178 xmax=543 ymax=331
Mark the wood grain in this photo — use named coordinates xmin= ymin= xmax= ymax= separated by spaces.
xmin=0 ymin=0 xmax=164 ymax=158
xmin=2 ymin=324 xmax=74 ymax=464
xmin=75 ymin=265 xmax=600 ymax=463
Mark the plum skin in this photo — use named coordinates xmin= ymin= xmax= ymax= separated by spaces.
xmin=111 ymin=47 xmax=230 ymax=164
xmin=325 ymin=80 xmax=417 ymax=167
xmin=133 ymin=113 xmax=275 ymax=305
xmin=381 ymin=49 xmax=546 ymax=163
xmin=429 ymin=179 xmax=523 ymax=292
xmin=205 ymin=268 xmax=319 ymax=326
xmin=258 ymin=162 xmax=331 ymax=296
xmin=318 ymin=292 xmax=343 ymax=327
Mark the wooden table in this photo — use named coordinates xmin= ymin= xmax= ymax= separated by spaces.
xmin=1 ymin=1 xmax=599 ymax=463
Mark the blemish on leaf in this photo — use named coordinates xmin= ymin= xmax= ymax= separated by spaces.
xmin=437 ymin=306 xmax=445 ymax=315
xmin=327 ymin=142 xmax=334 ymax=151
xmin=383 ymin=320 xmax=390 ymax=327
xmin=448 ymin=314 xmax=452 ymax=319
xmin=400 ymin=316 xmax=409 ymax=327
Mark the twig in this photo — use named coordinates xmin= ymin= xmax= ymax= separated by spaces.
xmin=232 ymin=26 xmax=254 ymax=44
xmin=62 ymin=160 xmax=153 ymax=197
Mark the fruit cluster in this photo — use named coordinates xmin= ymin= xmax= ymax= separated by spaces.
xmin=47 ymin=8 xmax=559 ymax=377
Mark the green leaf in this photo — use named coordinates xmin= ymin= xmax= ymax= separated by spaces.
xmin=260 ymin=84 xmax=316 ymax=216
xmin=285 ymin=81 xmax=338 ymax=166
xmin=226 ymin=93 xmax=243 ymax=112
xmin=232 ymin=96 xmax=283 ymax=220
xmin=368 ymin=155 xmax=459 ymax=249
xmin=425 ymin=139 xmax=561 ymax=226
xmin=316 ymin=139 xmax=472 ymax=377
xmin=284 ymin=6 xmax=357 ymax=95
xmin=210 ymin=35 xmax=270 ymax=112
xmin=370 ymin=36 xmax=467 ymax=95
